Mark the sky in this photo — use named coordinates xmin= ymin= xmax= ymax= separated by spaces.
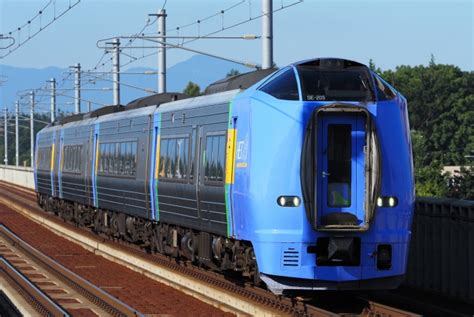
xmin=0 ymin=0 xmax=473 ymax=72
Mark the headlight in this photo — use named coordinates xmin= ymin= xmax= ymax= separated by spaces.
xmin=377 ymin=196 xmax=398 ymax=208
xmin=277 ymin=196 xmax=301 ymax=207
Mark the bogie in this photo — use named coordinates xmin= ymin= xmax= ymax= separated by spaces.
xmin=37 ymin=193 xmax=259 ymax=282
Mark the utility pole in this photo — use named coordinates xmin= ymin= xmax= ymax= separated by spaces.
xmin=71 ymin=63 xmax=81 ymax=114
xmin=158 ymin=9 xmax=167 ymax=93
xmin=15 ymin=101 xmax=19 ymax=166
xmin=112 ymin=38 xmax=121 ymax=105
xmin=49 ymin=78 xmax=56 ymax=123
xmin=87 ymin=101 xmax=92 ymax=112
xmin=3 ymin=108 xmax=7 ymax=165
xmin=30 ymin=91 xmax=35 ymax=167
xmin=262 ymin=0 xmax=273 ymax=69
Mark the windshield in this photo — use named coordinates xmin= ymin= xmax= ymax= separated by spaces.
xmin=297 ymin=66 xmax=375 ymax=102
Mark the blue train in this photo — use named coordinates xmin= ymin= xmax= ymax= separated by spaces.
xmin=35 ymin=58 xmax=414 ymax=294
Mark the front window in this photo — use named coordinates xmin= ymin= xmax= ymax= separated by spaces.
xmin=297 ymin=64 xmax=374 ymax=102
xmin=259 ymin=68 xmax=299 ymax=100
xmin=373 ymin=74 xmax=396 ymax=101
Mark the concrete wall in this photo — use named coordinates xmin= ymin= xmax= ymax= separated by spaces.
xmin=0 ymin=165 xmax=34 ymax=189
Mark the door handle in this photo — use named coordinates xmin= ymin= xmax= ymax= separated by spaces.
xmin=322 ymin=171 xmax=330 ymax=178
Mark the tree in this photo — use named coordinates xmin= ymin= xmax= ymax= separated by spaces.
xmin=368 ymin=59 xmax=376 ymax=71
xmin=379 ymin=58 xmax=473 ymax=199
xmin=226 ymin=69 xmax=240 ymax=78
xmin=183 ymin=81 xmax=200 ymax=96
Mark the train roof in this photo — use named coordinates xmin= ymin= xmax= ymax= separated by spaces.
xmin=292 ymin=57 xmax=367 ymax=68
xmin=39 ymin=89 xmax=241 ymax=134
xmin=125 ymin=92 xmax=190 ymax=110
xmin=204 ymin=68 xmax=277 ymax=95
xmin=48 ymin=58 xmax=389 ymax=131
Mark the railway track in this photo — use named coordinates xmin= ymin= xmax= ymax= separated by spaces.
xmin=0 ymin=224 xmax=141 ymax=316
xmin=0 ymin=181 xmax=421 ymax=316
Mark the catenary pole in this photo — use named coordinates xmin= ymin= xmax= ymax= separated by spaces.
xmin=50 ymin=78 xmax=56 ymax=123
xmin=30 ymin=91 xmax=35 ymax=167
xmin=112 ymin=38 xmax=121 ymax=105
xmin=3 ymin=108 xmax=7 ymax=165
xmin=15 ymin=101 xmax=19 ymax=166
xmin=74 ymin=63 xmax=81 ymax=114
xmin=262 ymin=0 xmax=273 ymax=69
xmin=158 ymin=9 xmax=167 ymax=93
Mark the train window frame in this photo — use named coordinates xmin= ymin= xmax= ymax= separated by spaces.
xmin=158 ymin=133 xmax=191 ymax=183
xmin=258 ymin=67 xmax=300 ymax=101
xmin=62 ymin=144 xmax=83 ymax=174
xmin=37 ymin=146 xmax=52 ymax=171
xmin=97 ymin=139 xmax=138 ymax=178
xmin=203 ymin=131 xmax=227 ymax=186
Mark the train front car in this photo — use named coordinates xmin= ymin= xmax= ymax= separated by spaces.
xmin=231 ymin=58 xmax=414 ymax=294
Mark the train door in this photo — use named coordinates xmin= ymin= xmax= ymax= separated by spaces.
xmin=58 ymin=131 xmax=64 ymax=199
xmin=197 ymin=126 xmax=227 ymax=235
xmin=51 ymin=131 xmax=57 ymax=197
xmin=316 ymin=114 xmax=366 ymax=229
xmin=150 ymin=113 xmax=161 ymax=221
xmin=195 ymin=126 xmax=203 ymax=222
xmin=84 ymin=127 xmax=92 ymax=206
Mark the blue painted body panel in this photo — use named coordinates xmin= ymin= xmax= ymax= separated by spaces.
xmin=230 ymin=70 xmax=414 ymax=283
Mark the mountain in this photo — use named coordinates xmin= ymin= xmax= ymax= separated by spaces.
xmin=0 ymin=55 xmax=249 ymax=113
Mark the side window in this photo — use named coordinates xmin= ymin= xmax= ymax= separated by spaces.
xmin=176 ymin=138 xmax=188 ymax=179
xmin=167 ymin=138 xmax=176 ymax=178
xmin=76 ymin=145 xmax=82 ymax=172
xmin=158 ymin=136 xmax=190 ymax=180
xmin=109 ymin=143 xmax=115 ymax=174
xmin=99 ymin=144 xmax=105 ymax=173
xmin=204 ymin=134 xmax=226 ymax=183
xmin=259 ymin=68 xmax=299 ymax=100
xmin=63 ymin=145 xmax=82 ymax=173
xmin=374 ymin=74 xmax=396 ymax=101
xmin=159 ymin=139 xmax=169 ymax=178
xmin=104 ymin=143 xmax=110 ymax=173
xmin=37 ymin=147 xmax=52 ymax=171
xmin=98 ymin=141 xmax=137 ymax=177
xmin=190 ymin=129 xmax=196 ymax=180
xmin=131 ymin=142 xmax=137 ymax=175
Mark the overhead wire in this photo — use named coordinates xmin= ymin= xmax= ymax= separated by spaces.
xmin=121 ymin=0 xmax=303 ymax=67
xmin=9 ymin=1 xmax=303 ymax=117
xmin=0 ymin=0 xmax=82 ymax=58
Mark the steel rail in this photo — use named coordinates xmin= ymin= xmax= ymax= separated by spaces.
xmin=0 ymin=224 xmax=143 ymax=317
xmin=0 ymin=257 xmax=69 ymax=317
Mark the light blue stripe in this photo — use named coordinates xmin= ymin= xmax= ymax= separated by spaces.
xmin=92 ymin=124 xmax=100 ymax=207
